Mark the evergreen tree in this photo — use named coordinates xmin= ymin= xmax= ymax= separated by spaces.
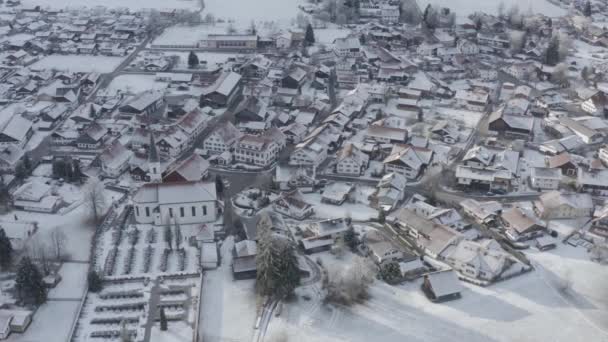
xmin=256 ymin=217 xmax=275 ymax=296
xmin=249 ymin=20 xmax=257 ymax=35
xmin=377 ymin=210 xmax=386 ymax=224
xmin=88 ymin=269 xmax=103 ymax=292
xmin=343 ymin=226 xmax=359 ymax=252
xmin=22 ymin=154 xmax=31 ymax=172
xmin=305 ymin=23 xmax=315 ymax=46
xmin=379 ymin=261 xmax=402 ymax=284
xmin=15 ymin=162 xmax=27 ymax=181
xmin=187 ymin=51 xmax=199 ymax=69
xmin=215 ymin=174 xmax=224 ymax=194
xmin=174 ymin=219 xmax=182 ymax=249
xmin=0 ymin=228 xmax=12 ymax=269
xmin=15 ymin=257 xmax=46 ymax=305
xmin=163 ymin=224 xmax=173 ymax=250
xmin=583 ymin=1 xmax=592 ymax=17
xmin=423 ymin=4 xmax=431 ymax=23
xmin=581 ymin=66 xmax=589 ymax=82
xmin=359 ymin=33 xmax=366 ymax=45
xmin=275 ymin=239 xmax=300 ymax=298
xmin=0 ymin=177 xmax=11 ymax=208
xmin=159 ymin=307 xmax=168 ymax=331
xmin=89 ymin=104 xmax=96 ymax=118
xmin=545 ymin=35 xmax=560 ymax=66
xmin=72 ymin=160 xmax=82 ymax=183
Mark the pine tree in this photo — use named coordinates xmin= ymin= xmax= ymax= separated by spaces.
xmin=249 ymin=21 xmax=257 ymax=35
xmin=0 ymin=228 xmax=12 ymax=269
xmin=173 ymin=219 xmax=182 ymax=249
xmin=88 ymin=270 xmax=103 ymax=292
xmin=72 ymin=160 xmax=82 ymax=183
xmin=22 ymin=154 xmax=32 ymax=172
xmin=159 ymin=307 xmax=168 ymax=331
xmin=89 ymin=104 xmax=96 ymax=118
xmin=343 ymin=226 xmax=358 ymax=251
xmin=275 ymin=239 xmax=300 ymax=298
xmin=583 ymin=1 xmax=592 ymax=17
xmin=378 ymin=210 xmax=386 ymax=224
xmin=15 ymin=162 xmax=27 ymax=181
xmin=187 ymin=51 xmax=199 ymax=69
xmin=305 ymin=23 xmax=315 ymax=46
xmin=15 ymin=257 xmax=46 ymax=305
xmin=256 ymin=216 xmax=275 ymax=296
xmin=215 ymin=174 xmax=223 ymax=194
xmin=545 ymin=35 xmax=560 ymax=66
xmin=359 ymin=34 xmax=366 ymax=45
xmin=163 ymin=224 xmax=173 ymax=250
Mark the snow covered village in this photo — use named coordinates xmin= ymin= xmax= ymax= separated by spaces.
xmin=0 ymin=0 xmax=604 ymax=341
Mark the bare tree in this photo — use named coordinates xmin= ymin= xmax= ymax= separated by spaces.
xmin=85 ymin=180 xmax=106 ymax=224
xmin=324 ymin=256 xmax=375 ymax=306
xmin=27 ymin=237 xmax=52 ymax=275
xmin=50 ymin=228 xmax=67 ymax=261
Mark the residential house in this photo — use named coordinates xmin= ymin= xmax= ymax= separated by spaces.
xmin=501 ymin=207 xmax=546 ymax=242
xmin=273 ymin=190 xmax=314 ymax=220
xmin=118 ymin=91 xmax=164 ymax=118
xmin=0 ymin=115 xmax=33 ymax=148
xmin=533 ymin=191 xmax=593 ymax=220
xmin=132 ymin=181 xmax=217 ymax=225
xmin=488 ymin=107 xmax=534 ymax=139
xmin=363 ymin=230 xmax=406 ymax=264
xmin=201 ymin=71 xmax=242 ymax=108
xmin=460 ymin=199 xmax=502 ymax=225
xmin=383 ymin=144 xmax=433 ymax=180
xmin=548 ymin=152 xmax=578 ymax=177
xmin=203 ymin=121 xmax=242 ymax=154
xmin=12 ymin=181 xmax=63 ymax=213
xmin=99 ymin=141 xmax=132 ymax=178
xmin=366 ymin=125 xmax=408 ymax=144
xmin=530 ymin=167 xmax=561 ymax=190
xmin=289 ymin=139 xmax=328 ymax=167
xmin=163 ymin=154 xmax=210 ymax=183
xmin=373 ymin=172 xmax=407 ymax=211
xmin=75 ymin=123 xmax=106 ymax=149
xmin=300 ymin=218 xmax=350 ymax=254
xmin=421 ymin=270 xmax=463 ymax=302
xmin=336 ymin=143 xmax=369 ymax=176
xmin=233 ymin=134 xmax=279 ymax=167
xmin=232 ymin=240 xmax=257 ymax=280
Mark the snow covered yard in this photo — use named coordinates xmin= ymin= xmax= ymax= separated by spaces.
xmin=6 ymin=301 xmax=81 ymax=342
xmin=31 ymin=55 xmax=126 ymax=73
xmin=106 ymin=74 xmax=168 ymax=94
xmin=170 ymin=51 xmax=238 ymax=71
xmin=150 ymin=321 xmax=193 ymax=342
xmin=200 ymin=237 xmax=257 ymax=342
xmin=21 ymin=0 xmax=201 ymax=10
xmin=267 ymin=246 xmax=608 ymax=342
xmin=302 ymin=192 xmax=379 ymax=222
xmin=48 ymin=262 xmax=89 ymax=300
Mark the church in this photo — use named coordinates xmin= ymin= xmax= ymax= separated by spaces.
xmin=131 ymin=134 xmax=218 ymax=226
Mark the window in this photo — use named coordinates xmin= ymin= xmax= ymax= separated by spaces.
xmin=169 ymin=208 xmax=173 ymax=218
xmin=136 ymin=206 xmax=140 ymax=216
xmin=145 ymin=207 xmax=150 ymax=217
xmin=202 ymin=205 xmax=207 ymax=216
xmin=180 ymin=207 xmax=185 ymax=217
xmin=192 ymin=206 xmax=196 ymax=216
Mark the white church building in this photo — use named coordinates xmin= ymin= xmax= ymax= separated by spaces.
xmin=132 ymin=181 xmax=218 ymax=225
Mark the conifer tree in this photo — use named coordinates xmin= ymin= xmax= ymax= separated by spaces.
xmin=305 ymin=23 xmax=315 ymax=46
xmin=15 ymin=257 xmax=46 ymax=305
xmin=0 ymin=228 xmax=12 ymax=269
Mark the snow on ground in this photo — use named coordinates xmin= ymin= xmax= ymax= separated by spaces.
xmin=20 ymin=0 xmax=200 ymax=11
xmin=434 ymin=107 xmax=483 ymax=128
xmin=303 ymin=193 xmax=379 ymax=221
xmin=169 ymin=51 xmax=238 ymax=70
xmin=315 ymin=28 xmax=352 ymax=45
xmin=48 ymin=262 xmax=89 ymax=300
xmin=7 ymin=301 xmax=81 ymax=342
xmin=150 ymin=321 xmax=193 ymax=342
xmin=268 ymin=244 xmax=608 ymax=342
xmin=153 ymin=24 xmax=228 ymax=47
xmin=204 ymin=0 xmax=305 ymax=23
xmin=106 ymin=74 xmax=168 ymax=94
xmin=200 ymin=236 xmax=256 ymax=342
xmin=418 ymin=0 xmax=566 ymax=23
xmin=31 ymin=55 xmax=125 ymax=73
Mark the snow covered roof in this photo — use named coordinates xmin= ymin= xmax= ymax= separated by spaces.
xmin=0 ymin=114 xmax=32 ymax=142
xmin=425 ymin=270 xmax=463 ymax=297
xmin=214 ymin=72 xmax=242 ymax=96
xmin=132 ymin=181 xmax=216 ymax=205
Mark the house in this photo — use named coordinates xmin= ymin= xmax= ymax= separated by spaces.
xmin=200 ymin=34 xmax=258 ymax=50
xmin=234 ymin=97 xmax=270 ymax=125
xmin=488 ymin=107 xmax=534 ymax=139
xmin=392 ymin=209 xmax=463 ymax=258
xmin=454 ymin=90 xmax=489 ymax=112
xmin=336 ymin=143 xmax=369 ymax=176
xmin=201 ymin=71 xmax=242 ymax=108
xmin=12 ymin=181 xmax=63 ymax=213
xmin=233 ymin=134 xmax=278 ymax=167
xmin=274 ymin=165 xmax=316 ymax=192
xmin=334 ymin=36 xmax=361 ymax=57
xmin=383 ymin=145 xmax=433 ymax=180
xmin=501 ymin=207 xmax=546 ymax=242
xmin=232 ymin=240 xmax=257 ymax=280
xmin=0 ymin=314 xmax=12 ymax=339
xmin=460 ymin=199 xmax=502 ymax=225
xmin=289 ymin=139 xmax=328 ymax=167
xmin=203 ymin=121 xmax=242 ymax=154
xmin=365 ymin=125 xmax=408 ymax=144
xmin=440 ymin=240 xmax=520 ymax=283
xmin=156 ymin=128 xmax=189 ymax=158
xmin=530 ymin=167 xmax=561 ymax=190
xmin=99 ymin=141 xmax=132 ymax=178
xmin=300 ymin=218 xmax=350 ymax=254
xmin=273 ymin=190 xmax=314 ymax=220
xmin=163 ymin=154 xmax=209 ymax=183
xmin=118 ymin=91 xmax=164 ymax=117
xmin=533 ymin=191 xmax=593 ymax=220
xmin=578 ymin=168 xmax=608 ymax=195
xmin=75 ymin=123 xmax=106 ymax=149
xmin=548 ymin=153 xmax=578 ymax=177
xmin=321 ymin=182 xmax=354 ymax=205
xmin=431 ymin=121 xmax=459 ymax=144
xmin=0 ymin=145 xmax=23 ymax=172
xmin=373 ymin=173 xmax=407 ymax=211
xmin=0 ymin=115 xmax=33 ymax=148
xmin=176 ymin=108 xmax=208 ymax=147
xmin=281 ymin=67 xmax=307 ymax=89
xmin=363 ymin=230 xmax=407 ymax=264
xmin=422 ymin=270 xmax=463 ymax=303
xmin=132 ymin=181 xmax=217 ymax=225
xmin=559 ymin=117 xmax=604 ymax=144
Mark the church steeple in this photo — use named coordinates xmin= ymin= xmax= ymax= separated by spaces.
xmin=148 ymin=132 xmax=161 ymax=183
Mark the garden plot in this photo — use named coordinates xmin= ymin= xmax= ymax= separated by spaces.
xmin=106 ymin=74 xmax=168 ymax=95
xmin=31 ymin=55 xmax=126 ymax=73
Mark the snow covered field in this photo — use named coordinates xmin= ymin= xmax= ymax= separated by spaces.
xmin=31 ymin=55 xmax=125 ymax=73
xmin=204 ymin=0 xmax=305 ymax=23
xmin=20 ymin=0 xmax=200 ymax=11
xmin=106 ymin=74 xmax=168 ymax=94
xmin=7 ymin=301 xmax=81 ymax=342
xmin=267 ymin=245 xmax=608 ymax=342
xmin=418 ymin=0 xmax=566 ymax=22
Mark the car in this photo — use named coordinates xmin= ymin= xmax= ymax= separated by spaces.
xmin=486 ymin=192 xmax=495 ymax=196
xmin=493 ymin=189 xmax=507 ymax=195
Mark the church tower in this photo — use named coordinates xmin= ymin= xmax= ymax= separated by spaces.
xmin=148 ymin=133 xmax=162 ymax=183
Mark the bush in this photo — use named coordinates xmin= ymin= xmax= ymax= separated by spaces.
xmin=379 ymin=261 xmax=402 ymax=285
xmin=324 ymin=257 xmax=375 ymax=306
xmin=88 ymin=270 xmax=103 ymax=292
